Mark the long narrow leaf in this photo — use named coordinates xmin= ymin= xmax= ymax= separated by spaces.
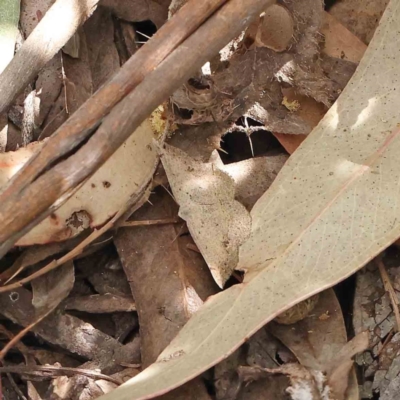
xmin=99 ymin=1 xmax=400 ymax=399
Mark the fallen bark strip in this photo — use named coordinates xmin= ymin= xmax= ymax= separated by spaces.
xmin=0 ymin=0 xmax=228 ymax=207
xmin=0 ymin=0 xmax=99 ymax=113
xmin=0 ymin=0 xmax=275 ymax=256
xmin=0 ymin=365 xmax=121 ymax=385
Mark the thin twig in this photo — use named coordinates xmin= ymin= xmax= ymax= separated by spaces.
xmin=0 ymin=184 xmax=149 ymax=294
xmin=377 ymin=328 xmax=394 ymax=357
xmin=0 ymin=326 xmax=31 ymax=363
xmin=0 ymin=0 xmax=275 ymax=258
xmin=120 ymin=217 xmax=180 ymax=228
xmin=0 ymin=0 xmax=229 ymax=257
xmin=6 ymin=373 xmax=27 ymax=400
xmin=376 ymin=257 xmax=400 ymax=332
xmin=0 ymin=0 xmax=98 ymax=113
xmin=0 ymin=312 xmax=51 ymax=361
xmin=0 ymin=365 xmax=121 ymax=385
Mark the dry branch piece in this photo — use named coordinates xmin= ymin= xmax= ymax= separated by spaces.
xmin=0 ymin=365 xmax=121 ymax=385
xmin=0 ymin=0 xmax=230 ymax=252
xmin=0 ymin=0 xmax=98 ymax=113
xmin=0 ymin=114 xmax=164 ymax=246
xmin=0 ymin=0 xmax=276 ymax=257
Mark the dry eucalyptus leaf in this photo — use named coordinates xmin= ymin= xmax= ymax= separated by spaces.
xmin=0 ymin=113 xmax=165 ymax=246
xmin=96 ymin=1 xmax=400 ymax=399
xmin=161 ymin=144 xmax=251 ymax=287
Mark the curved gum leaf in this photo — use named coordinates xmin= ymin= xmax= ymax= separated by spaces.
xmin=98 ymin=1 xmax=400 ymax=399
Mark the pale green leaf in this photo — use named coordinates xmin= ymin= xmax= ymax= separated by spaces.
xmin=0 ymin=0 xmax=20 ymax=72
xmin=98 ymin=0 xmax=400 ymax=399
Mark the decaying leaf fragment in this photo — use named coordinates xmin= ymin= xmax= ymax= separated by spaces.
xmin=161 ymin=144 xmax=251 ymax=287
xmin=96 ymin=1 xmax=400 ymax=399
xmin=0 ymin=111 xmax=165 ymax=246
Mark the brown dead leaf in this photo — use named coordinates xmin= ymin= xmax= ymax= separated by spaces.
xmin=273 ymin=11 xmax=367 ymax=154
xmin=161 ymin=144 xmax=251 ymax=287
xmin=100 ymin=0 xmax=170 ymax=28
xmin=63 ymin=29 xmax=93 ymax=115
xmin=31 ymin=260 xmax=74 ymax=316
xmin=329 ymin=0 xmax=390 ymax=44
xmin=115 ymin=189 xmax=217 ymax=399
xmin=84 ymin=6 xmax=120 ymax=91
xmin=19 ymin=1 xmax=64 ymax=132
xmin=38 ymin=30 xmax=94 ymax=140
xmin=321 ymin=12 xmax=367 ymax=63
xmin=270 ymin=290 xmax=364 ymax=400
xmin=269 ymin=290 xmax=349 ymax=370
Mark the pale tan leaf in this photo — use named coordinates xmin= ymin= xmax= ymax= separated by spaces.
xmin=0 ymin=113 xmax=165 ymax=245
xmin=161 ymin=144 xmax=251 ymax=287
xmin=97 ymin=1 xmax=400 ymax=399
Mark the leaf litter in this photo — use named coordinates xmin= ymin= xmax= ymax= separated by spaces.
xmin=0 ymin=0 xmax=398 ymax=399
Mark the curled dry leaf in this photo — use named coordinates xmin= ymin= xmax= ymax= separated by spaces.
xmin=270 ymin=289 xmax=361 ymax=399
xmin=0 ymin=111 xmax=165 ymax=246
xmin=96 ymin=1 xmax=400 ymax=399
xmin=161 ymin=144 xmax=251 ymax=287
xmin=254 ymin=4 xmax=294 ymax=52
